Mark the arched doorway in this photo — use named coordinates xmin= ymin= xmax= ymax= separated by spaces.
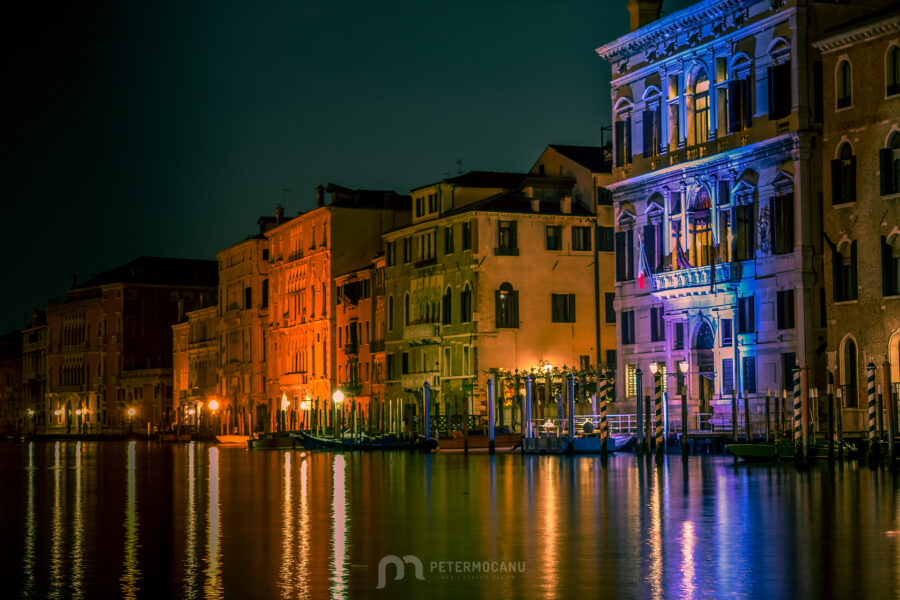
xmin=694 ymin=322 xmax=715 ymax=413
xmin=840 ymin=336 xmax=859 ymax=408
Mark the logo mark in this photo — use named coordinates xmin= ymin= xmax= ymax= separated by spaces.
xmin=376 ymin=555 xmax=425 ymax=589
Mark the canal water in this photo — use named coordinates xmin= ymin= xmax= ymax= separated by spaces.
xmin=1 ymin=441 xmax=899 ymax=599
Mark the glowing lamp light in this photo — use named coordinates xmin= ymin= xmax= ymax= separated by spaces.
xmin=542 ymin=419 xmax=555 ymax=429
xmin=649 ymin=362 xmax=659 ymax=375
xmin=299 ymin=400 xmax=308 ymax=411
xmin=679 ymin=360 xmax=690 ymax=374
xmin=75 ymin=409 xmax=82 ymax=415
xmin=281 ymin=395 xmax=290 ymax=411
xmin=54 ymin=409 xmax=62 ymax=416
xmin=333 ymin=390 xmax=344 ymax=404
xmin=188 ymin=409 xmax=196 ymax=416
xmin=27 ymin=409 xmax=34 ymax=416
xmin=208 ymin=399 xmax=219 ymax=412
xmin=543 ymin=364 xmax=553 ymax=373
xmin=127 ymin=408 xmax=136 ymax=417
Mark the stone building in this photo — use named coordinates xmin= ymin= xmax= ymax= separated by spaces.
xmin=813 ymin=7 xmax=900 ymax=427
xmin=172 ymin=305 xmax=218 ymax=430
xmin=383 ymin=154 xmax=612 ymax=427
xmin=45 ymin=257 xmax=216 ymax=432
xmin=22 ymin=310 xmax=47 ymax=429
xmin=0 ymin=331 xmax=23 ymax=435
xmin=265 ymin=185 xmax=410 ymax=432
xmin=596 ymin=0 xmax=892 ymax=423
xmin=215 ymin=216 xmax=275 ymax=434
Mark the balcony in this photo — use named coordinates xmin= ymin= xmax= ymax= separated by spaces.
xmin=343 ymin=342 xmax=358 ymax=355
xmin=651 ymin=262 xmax=742 ymax=293
xmin=401 ymin=372 xmax=439 ymax=392
xmin=403 ymin=323 xmax=441 ymax=343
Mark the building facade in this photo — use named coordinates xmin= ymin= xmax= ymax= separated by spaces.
xmin=21 ymin=310 xmax=47 ymax=430
xmin=597 ymin=0 xmax=891 ymax=422
xmin=384 ymin=163 xmax=610 ymax=427
xmin=45 ymin=257 xmax=217 ymax=432
xmin=0 ymin=331 xmax=24 ymax=435
xmin=814 ymin=8 xmax=900 ymax=427
xmin=265 ymin=185 xmax=410 ymax=432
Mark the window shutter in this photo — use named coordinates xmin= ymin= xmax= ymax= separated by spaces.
xmin=769 ymin=197 xmax=777 ymax=254
xmin=831 ymin=159 xmax=843 ymax=204
xmin=643 ymin=224 xmax=656 ymax=273
xmin=883 ymin=237 xmax=891 ymax=297
xmin=742 ymin=78 xmax=752 ymax=128
xmin=511 ymin=220 xmax=517 ymax=249
xmin=615 ymin=231 xmax=626 ymax=281
xmin=615 ymin=121 xmax=625 ymax=167
xmin=642 ymin=110 xmax=653 ymax=157
xmin=511 ymin=291 xmax=519 ymax=327
xmin=625 ymin=116 xmax=632 ymax=161
xmin=850 ymin=240 xmax=858 ymax=299
xmin=848 ymin=156 xmax=857 ymax=203
xmin=627 ymin=229 xmax=634 ymax=279
xmin=728 ymin=80 xmax=740 ymax=132
xmin=767 ymin=65 xmax=776 ymax=119
xmin=495 ymin=290 xmax=502 ymax=328
xmin=881 ymin=148 xmax=895 ymax=196
xmin=832 ymin=247 xmax=842 ymax=302
xmin=776 ymin=291 xmax=785 ymax=329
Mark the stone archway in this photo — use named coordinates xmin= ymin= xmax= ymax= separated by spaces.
xmin=693 ymin=321 xmax=715 ymax=414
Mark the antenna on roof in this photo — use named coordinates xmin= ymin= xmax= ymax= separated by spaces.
xmin=599 ymin=125 xmax=612 ymax=148
xmin=457 ymin=159 xmax=462 ymax=175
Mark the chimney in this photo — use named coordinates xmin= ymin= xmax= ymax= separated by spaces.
xmin=626 ymin=0 xmax=662 ymax=32
xmin=561 ymin=195 xmax=572 ymax=215
xmin=316 ymin=185 xmax=325 ymax=208
xmin=275 ymin=204 xmax=285 ymax=224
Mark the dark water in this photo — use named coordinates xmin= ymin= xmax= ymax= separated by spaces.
xmin=2 ymin=441 xmax=899 ymax=599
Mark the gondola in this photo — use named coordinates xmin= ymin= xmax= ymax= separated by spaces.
xmin=296 ymin=431 xmax=438 ymax=452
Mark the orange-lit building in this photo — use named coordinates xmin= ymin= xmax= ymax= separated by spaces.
xmin=265 ymin=185 xmax=410 ymax=431
xmin=45 ymin=257 xmax=216 ymax=432
xmin=216 ymin=216 xmax=276 ymax=433
xmin=172 ymin=305 xmax=218 ymax=429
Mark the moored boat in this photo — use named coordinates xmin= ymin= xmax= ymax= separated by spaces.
xmin=437 ymin=428 xmax=522 ymax=451
xmin=297 ymin=431 xmax=438 ymax=452
xmin=247 ymin=431 xmax=303 ymax=450
xmin=726 ymin=441 xmax=857 ymax=461
xmin=521 ymin=433 xmax=634 ymax=454
xmin=216 ymin=434 xmax=250 ymax=445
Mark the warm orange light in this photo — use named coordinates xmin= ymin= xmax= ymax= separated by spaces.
xmin=208 ymin=399 xmax=219 ymax=412
xmin=127 ymin=408 xmax=136 ymax=417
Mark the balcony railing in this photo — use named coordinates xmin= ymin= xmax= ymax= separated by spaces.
xmin=343 ymin=342 xmax=358 ymax=355
xmin=651 ymin=262 xmax=742 ymax=292
xmin=403 ymin=323 xmax=441 ymax=341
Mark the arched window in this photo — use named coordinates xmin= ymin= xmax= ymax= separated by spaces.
xmin=831 ymin=142 xmax=856 ymax=204
xmin=833 ymin=240 xmax=858 ymax=302
xmin=404 ymin=293 xmax=410 ymax=327
xmin=728 ymin=56 xmax=753 ymax=132
xmin=888 ymin=45 xmax=900 ymax=97
xmin=642 ymin=88 xmax=662 ymax=158
xmin=495 ymin=282 xmax=518 ymax=328
xmin=880 ymin=131 xmax=900 ymax=196
xmin=388 ymin=296 xmax=394 ymax=331
xmin=837 ymin=60 xmax=852 ymax=108
xmin=693 ymin=69 xmax=710 ymax=144
xmin=442 ymin=287 xmax=452 ymax=325
xmin=767 ymin=40 xmax=791 ymax=119
xmin=687 ymin=189 xmax=713 ymax=266
xmin=460 ymin=283 xmax=472 ymax=323
xmin=840 ymin=336 xmax=858 ymax=408
xmin=261 ymin=279 xmax=269 ymax=308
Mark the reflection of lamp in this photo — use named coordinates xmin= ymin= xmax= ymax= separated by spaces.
xmin=333 ymin=391 xmax=344 ymax=438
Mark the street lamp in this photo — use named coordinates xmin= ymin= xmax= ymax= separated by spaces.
xmin=679 ymin=360 xmax=689 ymax=460
xmin=333 ymin=390 xmax=344 ymax=439
xmin=208 ymin=399 xmax=219 ymax=435
xmin=127 ymin=407 xmax=136 ymax=434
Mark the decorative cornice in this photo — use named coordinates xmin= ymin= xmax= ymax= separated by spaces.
xmin=595 ymin=0 xmax=749 ymax=66
xmin=812 ymin=14 xmax=900 ymax=54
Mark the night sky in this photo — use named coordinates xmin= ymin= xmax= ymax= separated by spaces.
xmin=3 ymin=0 xmax=693 ymax=333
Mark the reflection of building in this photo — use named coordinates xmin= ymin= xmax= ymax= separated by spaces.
xmin=0 ymin=331 xmax=23 ymax=434
xmin=216 ymin=216 xmax=275 ymax=434
xmin=596 ymin=0 xmax=892 ymax=418
xmin=265 ymin=185 xmax=410 ymax=431
xmin=45 ymin=257 xmax=217 ymax=431
xmin=814 ymin=8 xmax=900 ymax=423
xmin=384 ymin=157 xmax=610 ymax=422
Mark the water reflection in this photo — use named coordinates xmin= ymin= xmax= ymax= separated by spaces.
xmin=538 ymin=459 xmax=559 ymax=600
xmin=647 ymin=467 xmax=662 ymax=600
xmin=72 ymin=441 xmax=84 ymax=600
xmin=22 ymin=442 xmax=35 ymax=599
xmin=298 ymin=455 xmax=311 ymax=600
xmin=330 ymin=454 xmax=348 ymax=599
xmin=183 ymin=442 xmax=199 ymax=600
xmin=681 ymin=520 xmax=696 ymax=598
xmin=120 ymin=441 xmax=140 ymax=599
xmin=279 ymin=452 xmax=293 ymax=598
xmin=50 ymin=441 xmax=64 ymax=599
xmin=205 ymin=446 xmax=222 ymax=600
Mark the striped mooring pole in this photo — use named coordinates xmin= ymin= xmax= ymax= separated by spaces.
xmin=524 ymin=376 xmax=533 ymax=440
xmin=793 ymin=365 xmax=802 ymax=465
xmin=654 ymin=370 xmax=663 ymax=465
xmin=487 ymin=378 xmax=495 ymax=455
xmin=567 ymin=373 xmax=576 ymax=454
xmin=599 ymin=375 xmax=608 ymax=464
xmin=867 ymin=363 xmax=878 ymax=467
